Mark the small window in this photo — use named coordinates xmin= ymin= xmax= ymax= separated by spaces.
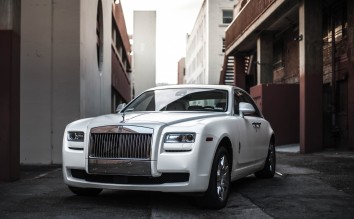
xmin=222 ymin=10 xmax=233 ymax=24
xmin=222 ymin=38 xmax=225 ymax=52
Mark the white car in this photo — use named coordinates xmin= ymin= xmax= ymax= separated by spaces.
xmin=63 ymin=85 xmax=275 ymax=209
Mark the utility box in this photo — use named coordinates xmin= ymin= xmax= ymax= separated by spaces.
xmin=250 ymin=84 xmax=299 ymax=146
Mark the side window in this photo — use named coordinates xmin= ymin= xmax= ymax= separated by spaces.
xmin=234 ymin=89 xmax=262 ymax=117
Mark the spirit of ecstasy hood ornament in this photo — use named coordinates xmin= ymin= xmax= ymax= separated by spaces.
xmin=121 ymin=113 xmax=126 ymax=123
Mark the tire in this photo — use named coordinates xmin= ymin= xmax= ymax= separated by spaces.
xmin=68 ymin=186 xmax=102 ymax=196
xmin=198 ymin=146 xmax=231 ymax=209
xmin=255 ymin=140 xmax=276 ymax=178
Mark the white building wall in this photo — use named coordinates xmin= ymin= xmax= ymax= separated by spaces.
xmin=205 ymin=0 xmax=210 ymax=85
xmin=186 ymin=0 xmax=235 ymax=85
xmin=133 ymin=11 xmax=156 ymax=97
xmin=21 ymin=0 xmax=113 ymax=164
xmin=185 ymin=1 xmax=206 ymax=84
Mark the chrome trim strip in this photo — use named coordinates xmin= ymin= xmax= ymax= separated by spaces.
xmin=90 ymin=125 xmax=153 ymax=134
xmin=88 ymin=159 xmax=151 ymax=176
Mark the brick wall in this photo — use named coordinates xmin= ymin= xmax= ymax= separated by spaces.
xmin=273 ymin=28 xmax=299 ymax=84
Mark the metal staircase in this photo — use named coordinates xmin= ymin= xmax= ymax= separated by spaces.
xmin=223 ymin=56 xmax=235 ymax=85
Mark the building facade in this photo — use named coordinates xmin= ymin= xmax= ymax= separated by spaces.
xmin=1 ymin=0 xmax=132 ymax=180
xmin=133 ymin=11 xmax=156 ymax=97
xmin=221 ymin=0 xmax=354 ymax=152
xmin=112 ymin=2 xmax=133 ymax=110
xmin=185 ymin=0 xmax=235 ymax=85
xmin=177 ymin=58 xmax=186 ymax=84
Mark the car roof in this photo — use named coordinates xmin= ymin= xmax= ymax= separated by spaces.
xmin=146 ymin=84 xmax=236 ymax=92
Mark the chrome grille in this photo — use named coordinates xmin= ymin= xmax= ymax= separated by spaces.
xmin=89 ymin=133 xmax=152 ymax=159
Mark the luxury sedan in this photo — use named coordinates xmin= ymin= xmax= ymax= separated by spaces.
xmin=62 ymin=85 xmax=275 ymax=209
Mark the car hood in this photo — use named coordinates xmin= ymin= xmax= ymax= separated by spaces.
xmin=87 ymin=112 xmax=225 ymax=127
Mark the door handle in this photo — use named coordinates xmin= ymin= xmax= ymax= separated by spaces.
xmin=252 ymin=122 xmax=261 ymax=128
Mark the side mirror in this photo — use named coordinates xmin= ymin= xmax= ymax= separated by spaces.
xmin=116 ymin=103 xmax=126 ymax=113
xmin=239 ymin=102 xmax=255 ymax=118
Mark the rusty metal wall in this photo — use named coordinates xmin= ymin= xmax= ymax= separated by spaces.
xmin=251 ymin=84 xmax=299 ymax=146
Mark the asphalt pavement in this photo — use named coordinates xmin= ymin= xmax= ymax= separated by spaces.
xmin=1 ymin=148 xmax=354 ymax=218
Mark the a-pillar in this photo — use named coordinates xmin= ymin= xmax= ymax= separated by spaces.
xmin=299 ymin=0 xmax=323 ymax=153
xmin=347 ymin=0 xmax=354 ymax=150
xmin=0 ymin=0 xmax=20 ymax=181
xmin=257 ymin=32 xmax=273 ymax=84
xmin=234 ymin=55 xmax=246 ymax=90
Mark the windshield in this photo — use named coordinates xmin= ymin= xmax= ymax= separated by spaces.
xmin=122 ymin=88 xmax=228 ymax=113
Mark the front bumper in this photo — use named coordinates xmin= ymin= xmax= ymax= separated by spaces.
xmin=63 ymin=157 xmax=210 ymax=192
xmin=63 ymin=144 xmax=214 ymax=193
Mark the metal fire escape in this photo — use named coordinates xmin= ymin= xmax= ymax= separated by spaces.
xmin=223 ymin=56 xmax=235 ymax=85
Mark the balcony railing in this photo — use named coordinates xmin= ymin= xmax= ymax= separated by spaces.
xmin=225 ymin=0 xmax=276 ymax=51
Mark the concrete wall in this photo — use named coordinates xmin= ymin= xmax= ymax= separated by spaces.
xmin=21 ymin=0 xmax=113 ymax=164
xmin=80 ymin=0 xmax=112 ymax=117
xmin=133 ymin=11 xmax=156 ymax=97
xmin=21 ymin=0 xmax=80 ymax=164
xmin=0 ymin=0 xmax=21 ymax=33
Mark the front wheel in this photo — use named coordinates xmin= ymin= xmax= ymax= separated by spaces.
xmin=255 ymin=140 xmax=276 ymax=178
xmin=68 ymin=186 xmax=102 ymax=196
xmin=198 ymin=146 xmax=231 ymax=209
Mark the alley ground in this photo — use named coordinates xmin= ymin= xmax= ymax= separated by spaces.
xmin=1 ymin=149 xmax=354 ymax=218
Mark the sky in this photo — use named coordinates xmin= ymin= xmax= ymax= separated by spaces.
xmin=121 ymin=0 xmax=204 ymax=85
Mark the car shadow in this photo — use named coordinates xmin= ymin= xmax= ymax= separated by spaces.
xmin=61 ymin=174 xmax=283 ymax=213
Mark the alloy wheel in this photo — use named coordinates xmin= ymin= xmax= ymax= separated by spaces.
xmin=268 ymin=143 xmax=275 ymax=172
xmin=216 ymin=155 xmax=230 ymax=201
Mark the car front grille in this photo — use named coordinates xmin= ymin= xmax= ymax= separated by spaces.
xmin=89 ymin=133 xmax=152 ymax=160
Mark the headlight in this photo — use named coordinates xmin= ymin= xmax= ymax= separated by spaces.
xmin=67 ymin=131 xmax=84 ymax=142
xmin=165 ymin=133 xmax=195 ymax=143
